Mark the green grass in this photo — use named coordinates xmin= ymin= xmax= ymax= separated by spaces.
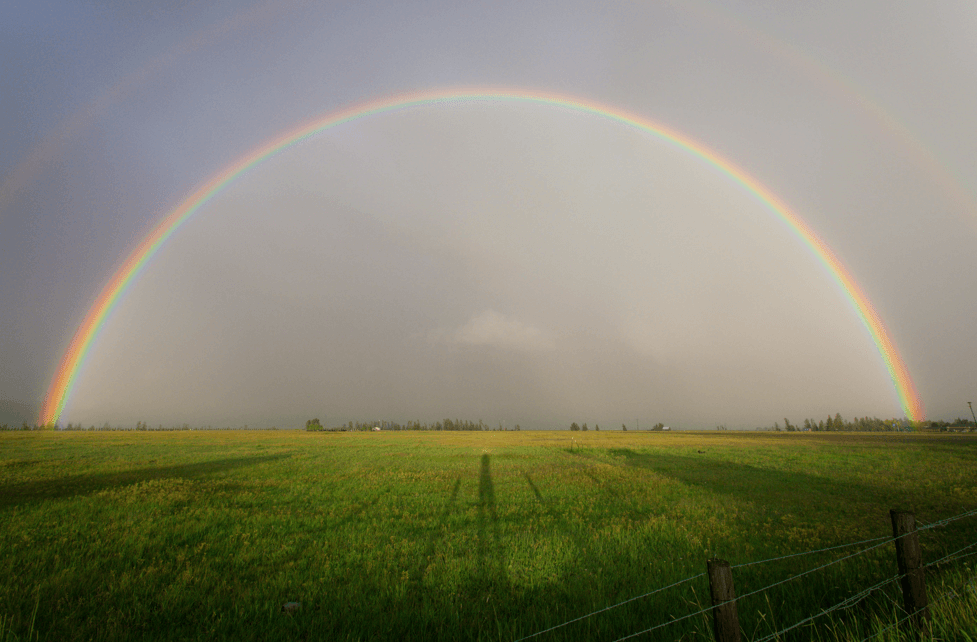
xmin=1 ymin=431 xmax=975 ymax=641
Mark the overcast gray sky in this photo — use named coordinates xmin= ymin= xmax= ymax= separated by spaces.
xmin=3 ymin=0 xmax=976 ymax=429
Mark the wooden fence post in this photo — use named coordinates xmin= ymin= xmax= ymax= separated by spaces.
xmin=890 ymin=510 xmax=930 ymax=632
xmin=707 ymin=558 xmax=741 ymax=642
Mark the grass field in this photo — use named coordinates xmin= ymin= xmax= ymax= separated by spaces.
xmin=1 ymin=430 xmax=975 ymax=641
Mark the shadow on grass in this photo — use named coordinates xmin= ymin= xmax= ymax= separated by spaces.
xmin=0 ymin=454 xmax=290 ymax=509
xmin=411 ymin=476 xmax=461 ymax=573
xmin=607 ymin=447 xmax=885 ymax=508
xmin=477 ymin=454 xmax=503 ymax=583
xmin=605 ymin=448 xmax=977 ymax=550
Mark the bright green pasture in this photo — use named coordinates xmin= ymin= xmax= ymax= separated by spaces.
xmin=1 ymin=431 xmax=975 ymax=641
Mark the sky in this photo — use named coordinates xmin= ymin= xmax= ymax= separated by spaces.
xmin=2 ymin=0 xmax=976 ymax=430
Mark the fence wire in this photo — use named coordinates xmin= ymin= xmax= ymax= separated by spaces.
xmin=918 ymin=506 xmax=977 ymax=531
xmin=856 ymin=571 xmax=977 ymax=642
xmin=731 ymin=535 xmax=891 ymax=569
xmin=608 ymin=598 xmax=716 ymax=642
xmin=523 ymin=534 xmax=902 ymax=641
xmin=516 ymin=505 xmax=977 ymax=642
xmin=730 ymin=536 xmax=897 ymax=604
xmin=753 ymin=574 xmax=904 ymax=642
xmin=925 ymin=539 xmax=977 ymax=569
xmin=513 ymin=573 xmax=706 ymax=641
xmin=609 ymin=538 xmax=899 ymax=642
xmin=754 ymin=518 xmax=977 ymax=642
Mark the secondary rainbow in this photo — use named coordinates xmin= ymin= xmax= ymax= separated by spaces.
xmin=39 ymin=88 xmax=925 ymax=425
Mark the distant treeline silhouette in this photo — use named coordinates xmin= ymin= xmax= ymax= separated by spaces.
xmin=766 ymin=414 xmax=975 ymax=432
xmin=5 ymin=415 xmax=974 ymax=432
xmin=306 ymin=418 xmax=520 ymax=432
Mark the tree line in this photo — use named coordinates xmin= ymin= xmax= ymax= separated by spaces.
xmin=307 ymin=418 xmax=521 ymax=432
xmin=768 ymin=414 xmax=976 ymax=432
xmin=6 ymin=415 xmax=973 ymax=433
xmin=569 ymin=422 xmax=667 ymax=431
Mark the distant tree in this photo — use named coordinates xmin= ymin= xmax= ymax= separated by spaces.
xmin=834 ymin=413 xmax=844 ymax=431
xmin=652 ymin=422 xmax=665 ymax=431
xmin=594 ymin=424 xmax=599 ymax=431
xmin=570 ymin=422 xmax=580 ymax=431
xmin=582 ymin=423 xmax=588 ymax=431
xmin=515 ymin=424 xmax=521 ymax=431
xmin=784 ymin=418 xmax=795 ymax=432
xmin=774 ymin=421 xmax=781 ymax=432
xmin=306 ymin=418 xmax=323 ymax=431
xmin=622 ymin=423 xmax=627 ymax=431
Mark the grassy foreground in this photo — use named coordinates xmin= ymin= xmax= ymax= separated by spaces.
xmin=1 ymin=430 xmax=975 ymax=641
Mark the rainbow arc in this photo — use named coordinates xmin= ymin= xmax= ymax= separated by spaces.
xmin=40 ymin=88 xmax=924 ymax=425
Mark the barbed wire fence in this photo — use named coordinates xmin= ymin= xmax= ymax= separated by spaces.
xmin=858 ymin=541 xmax=977 ymax=642
xmin=514 ymin=506 xmax=977 ymax=642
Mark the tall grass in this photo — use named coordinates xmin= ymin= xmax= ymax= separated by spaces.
xmin=1 ymin=431 xmax=975 ymax=640
xmin=806 ymin=564 xmax=977 ymax=642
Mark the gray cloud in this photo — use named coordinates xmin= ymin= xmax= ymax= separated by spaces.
xmin=434 ymin=310 xmax=557 ymax=353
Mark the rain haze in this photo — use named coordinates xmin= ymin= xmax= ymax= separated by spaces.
xmin=3 ymin=1 xmax=976 ymax=430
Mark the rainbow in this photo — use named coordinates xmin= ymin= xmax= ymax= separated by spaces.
xmin=39 ymin=87 xmax=924 ymax=425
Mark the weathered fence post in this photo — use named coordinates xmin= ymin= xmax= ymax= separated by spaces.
xmin=890 ymin=510 xmax=930 ymax=632
xmin=707 ymin=558 xmax=741 ymax=642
